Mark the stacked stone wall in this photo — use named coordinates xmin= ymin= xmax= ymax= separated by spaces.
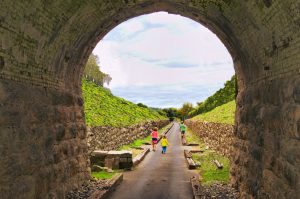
xmin=185 ymin=120 xmax=234 ymax=157
xmin=87 ymin=120 xmax=169 ymax=153
xmin=0 ymin=80 xmax=90 ymax=199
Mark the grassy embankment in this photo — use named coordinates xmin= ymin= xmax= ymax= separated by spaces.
xmin=82 ymin=78 xmax=166 ymax=127
xmin=187 ymin=101 xmax=236 ymax=184
xmin=83 ymin=78 xmax=167 ymax=179
xmin=191 ymin=100 xmax=236 ymax=125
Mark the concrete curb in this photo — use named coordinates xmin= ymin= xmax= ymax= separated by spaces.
xmin=106 ymin=173 xmax=123 ymax=191
xmin=190 ymin=175 xmax=203 ymax=199
xmin=89 ymin=173 xmax=124 ymax=199
xmin=157 ymin=122 xmax=174 ymax=143
xmin=132 ymin=148 xmax=150 ymax=166
xmin=184 ymin=150 xmax=199 ymax=169
xmin=187 ymin=143 xmax=200 ymax=146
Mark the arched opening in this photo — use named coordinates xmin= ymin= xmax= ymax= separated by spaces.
xmin=1 ymin=1 xmax=299 ymax=199
xmin=82 ymin=11 xmax=236 ymax=198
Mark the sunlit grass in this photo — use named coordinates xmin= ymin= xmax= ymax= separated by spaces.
xmin=185 ymin=128 xmax=230 ymax=184
xmin=82 ymin=78 xmax=166 ymax=127
xmin=192 ymin=151 xmax=230 ymax=184
xmin=91 ymin=171 xmax=117 ymax=180
xmin=192 ymin=100 xmax=236 ymax=125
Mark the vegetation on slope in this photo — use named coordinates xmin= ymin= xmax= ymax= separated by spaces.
xmin=186 ymin=128 xmax=230 ymax=184
xmin=189 ymin=75 xmax=236 ymax=117
xmin=191 ymin=100 xmax=236 ymax=125
xmin=82 ymin=78 xmax=166 ymax=127
xmin=192 ymin=151 xmax=230 ymax=184
xmin=83 ymin=53 xmax=112 ymax=86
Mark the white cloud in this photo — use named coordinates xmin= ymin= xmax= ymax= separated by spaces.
xmin=92 ymin=12 xmax=235 ymax=107
xmin=115 ymin=19 xmax=145 ymax=38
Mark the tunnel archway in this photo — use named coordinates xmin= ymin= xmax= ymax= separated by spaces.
xmin=1 ymin=1 xmax=299 ymax=198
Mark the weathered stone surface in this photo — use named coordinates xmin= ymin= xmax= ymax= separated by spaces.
xmin=1 ymin=1 xmax=300 ymax=198
xmin=102 ymin=151 xmax=133 ymax=169
xmin=90 ymin=151 xmax=108 ymax=167
xmin=87 ymin=120 xmax=169 ymax=152
xmin=91 ymin=165 xmax=103 ymax=172
xmin=185 ymin=120 xmax=234 ymax=157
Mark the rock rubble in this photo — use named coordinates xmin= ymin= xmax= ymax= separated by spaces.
xmin=66 ymin=179 xmax=109 ymax=199
xmin=200 ymin=183 xmax=240 ymax=199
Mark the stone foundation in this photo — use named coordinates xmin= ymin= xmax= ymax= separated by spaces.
xmin=91 ymin=150 xmax=133 ymax=170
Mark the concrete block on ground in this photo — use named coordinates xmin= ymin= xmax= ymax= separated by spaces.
xmin=90 ymin=150 xmax=108 ymax=166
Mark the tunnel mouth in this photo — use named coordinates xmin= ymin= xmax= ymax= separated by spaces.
xmin=80 ymin=10 xmax=237 ymax=198
xmin=2 ymin=1 xmax=299 ymax=199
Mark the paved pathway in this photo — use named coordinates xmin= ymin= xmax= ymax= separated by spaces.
xmin=108 ymin=123 xmax=195 ymax=199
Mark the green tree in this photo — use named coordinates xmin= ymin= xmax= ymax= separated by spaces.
xmin=189 ymin=75 xmax=236 ymax=117
xmin=137 ymin=103 xmax=148 ymax=108
xmin=178 ymin=102 xmax=194 ymax=121
xmin=162 ymin=108 xmax=179 ymax=121
xmin=83 ymin=53 xmax=112 ymax=86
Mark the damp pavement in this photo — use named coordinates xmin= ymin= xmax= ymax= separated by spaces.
xmin=108 ymin=123 xmax=196 ymax=199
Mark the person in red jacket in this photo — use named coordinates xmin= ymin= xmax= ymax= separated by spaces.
xmin=151 ymin=127 xmax=158 ymax=151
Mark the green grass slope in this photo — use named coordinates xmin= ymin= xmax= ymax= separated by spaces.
xmin=82 ymin=78 xmax=166 ymax=127
xmin=189 ymin=75 xmax=236 ymax=117
xmin=191 ymin=100 xmax=236 ymax=125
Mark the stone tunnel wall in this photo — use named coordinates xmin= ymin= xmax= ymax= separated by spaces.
xmin=0 ymin=80 xmax=91 ymax=199
xmin=231 ymin=76 xmax=300 ymax=199
xmin=1 ymin=1 xmax=300 ymax=199
xmin=87 ymin=120 xmax=170 ymax=153
xmin=185 ymin=120 xmax=234 ymax=157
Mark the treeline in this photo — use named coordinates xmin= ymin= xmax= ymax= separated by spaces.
xmin=136 ymin=103 xmax=169 ymax=117
xmin=188 ymin=75 xmax=236 ymax=117
xmin=83 ymin=53 xmax=112 ymax=86
xmin=164 ymin=75 xmax=236 ymax=121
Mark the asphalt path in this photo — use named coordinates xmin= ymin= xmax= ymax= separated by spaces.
xmin=108 ymin=123 xmax=195 ymax=199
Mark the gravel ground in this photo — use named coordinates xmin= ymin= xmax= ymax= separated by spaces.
xmin=200 ymin=183 xmax=240 ymax=199
xmin=66 ymin=179 xmax=109 ymax=199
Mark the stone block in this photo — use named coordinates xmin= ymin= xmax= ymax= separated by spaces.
xmin=90 ymin=150 xmax=108 ymax=166
xmin=91 ymin=165 xmax=102 ymax=172
xmin=105 ymin=157 xmax=120 ymax=170
xmin=119 ymin=158 xmax=128 ymax=163
xmin=119 ymin=161 xmax=133 ymax=170
xmin=106 ymin=150 xmax=132 ymax=158
xmin=92 ymin=150 xmax=108 ymax=157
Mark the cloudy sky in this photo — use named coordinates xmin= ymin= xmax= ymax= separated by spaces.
xmin=93 ymin=12 xmax=234 ymax=108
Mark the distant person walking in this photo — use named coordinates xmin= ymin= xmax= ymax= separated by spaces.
xmin=180 ymin=121 xmax=187 ymax=144
xmin=151 ymin=127 xmax=159 ymax=151
xmin=161 ymin=135 xmax=169 ymax=154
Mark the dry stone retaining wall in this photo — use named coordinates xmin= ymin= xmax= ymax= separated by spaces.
xmin=185 ymin=120 xmax=234 ymax=157
xmin=87 ymin=120 xmax=169 ymax=153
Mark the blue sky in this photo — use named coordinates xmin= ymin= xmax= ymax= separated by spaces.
xmin=93 ymin=12 xmax=234 ymax=108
